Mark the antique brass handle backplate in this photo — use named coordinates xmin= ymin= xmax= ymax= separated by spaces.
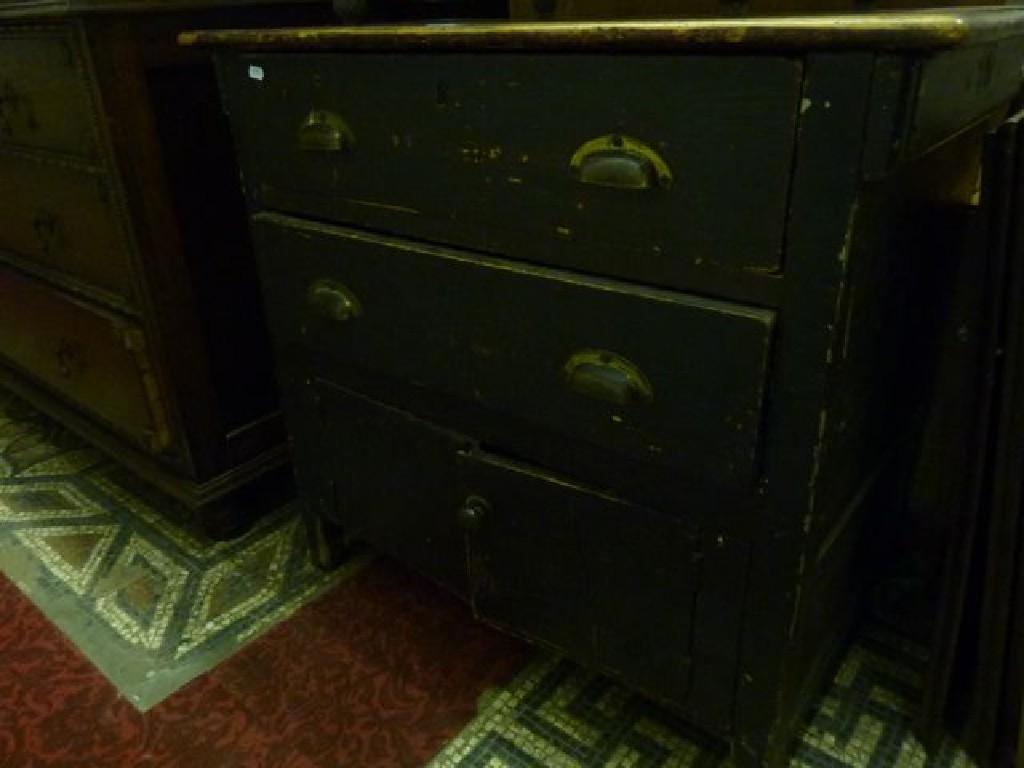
xmin=296 ymin=109 xmax=355 ymax=153
xmin=569 ymin=134 xmax=673 ymax=191
xmin=306 ymin=278 xmax=362 ymax=322
xmin=563 ymin=349 xmax=653 ymax=406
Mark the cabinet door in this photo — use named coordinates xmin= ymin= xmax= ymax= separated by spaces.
xmin=458 ymin=449 xmax=701 ymax=704
xmin=310 ymin=379 xmax=471 ymax=595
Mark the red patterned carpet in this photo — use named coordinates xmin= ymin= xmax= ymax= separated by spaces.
xmin=0 ymin=558 xmax=529 ymax=768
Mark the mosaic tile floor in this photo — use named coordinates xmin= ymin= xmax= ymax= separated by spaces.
xmin=0 ymin=387 xmax=977 ymax=766
xmin=431 ymin=625 xmax=974 ymax=768
xmin=0 ymin=390 xmax=364 ymax=710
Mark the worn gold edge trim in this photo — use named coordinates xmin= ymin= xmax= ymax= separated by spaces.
xmin=177 ymin=13 xmax=984 ymax=50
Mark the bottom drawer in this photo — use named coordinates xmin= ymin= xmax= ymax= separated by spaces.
xmin=0 ymin=267 xmax=171 ymax=453
xmin=303 ymin=377 xmax=747 ymax=724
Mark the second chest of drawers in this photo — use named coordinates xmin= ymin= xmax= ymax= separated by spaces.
xmin=0 ymin=4 xmax=331 ymax=534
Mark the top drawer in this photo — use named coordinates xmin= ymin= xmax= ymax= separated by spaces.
xmin=219 ymin=53 xmax=800 ymax=288
xmin=0 ymin=26 xmax=102 ymax=162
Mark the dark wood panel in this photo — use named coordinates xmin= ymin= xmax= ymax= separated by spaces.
xmin=459 ymin=448 xmax=704 ymax=706
xmin=86 ymin=15 xmax=225 ymax=476
xmin=0 ymin=150 xmax=135 ymax=304
xmin=0 ymin=7 xmax=322 ymax=534
xmin=0 ymin=0 xmax=325 ymax=17
xmin=312 ymin=379 xmax=471 ymax=593
xmin=144 ymin=60 xmax=278 ymax=435
xmin=0 ymin=265 xmax=171 ymax=452
xmin=221 ymin=52 xmax=799 ymax=282
xmin=909 ymin=35 xmax=1024 ymax=157
xmin=0 ymin=24 xmax=101 ymax=160
xmin=254 ymin=213 xmax=776 ymax=489
xmin=205 ymin=22 xmax=1024 ymax=767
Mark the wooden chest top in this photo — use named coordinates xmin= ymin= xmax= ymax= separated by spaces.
xmin=179 ymin=8 xmax=1024 ymax=51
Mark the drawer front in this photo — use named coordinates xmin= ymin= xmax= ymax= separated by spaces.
xmin=223 ymin=53 xmax=800 ymax=286
xmin=0 ymin=267 xmax=171 ymax=453
xmin=255 ymin=213 xmax=775 ymax=488
xmin=0 ymin=152 xmax=135 ymax=304
xmin=0 ymin=26 xmax=102 ymax=161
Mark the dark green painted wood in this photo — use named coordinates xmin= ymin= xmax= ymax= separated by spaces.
xmin=276 ymin=356 xmax=767 ymax=530
xmin=684 ymin=529 xmax=750 ymax=733
xmin=458 ymin=448 xmax=700 ymax=706
xmin=909 ymin=37 xmax=1024 ymax=157
xmin=219 ymin=53 xmax=800 ymax=294
xmin=964 ymin=111 xmax=1024 ymax=766
xmin=861 ymin=54 xmax=919 ymax=180
xmin=211 ymin=34 xmax=1024 ymax=768
xmin=311 ymin=379 xmax=471 ymax=593
xmin=252 ymin=212 xmax=776 ymax=490
xmin=731 ymin=53 xmax=876 ymax=768
xmin=916 ymin=128 xmax=1016 ymax=753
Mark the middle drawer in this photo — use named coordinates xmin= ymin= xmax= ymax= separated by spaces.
xmin=254 ymin=212 xmax=775 ymax=488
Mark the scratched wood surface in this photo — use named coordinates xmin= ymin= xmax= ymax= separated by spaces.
xmin=181 ymin=8 xmax=1024 ymax=50
xmin=210 ymin=21 xmax=1024 ymax=766
xmin=218 ymin=53 xmax=799 ymax=294
xmin=253 ymin=211 xmax=776 ymax=486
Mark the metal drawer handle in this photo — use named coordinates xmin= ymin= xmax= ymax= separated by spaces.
xmin=0 ymin=79 xmax=34 ymax=139
xmin=32 ymin=209 xmax=63 ymax=256
xmin=296 ymin=109 xmax=355 ymax=153
xmin=457 ymin=495 xmax=490 ymax=532
xmin=563 ymin=349 xmax=653 ymax=406
xmin=55 ymin=339 xmax=83 ymax=379
xmin=569 ymin=134 xmax=672 ymax=191
xmin=306 ymin=278 xmax=362 ymax=322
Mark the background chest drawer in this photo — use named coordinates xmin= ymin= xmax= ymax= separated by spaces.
xmin=255 ymin=213 xmax=775 ymax=489
xmin=222 ymin=53 xmax=800 ymax=289
xmin=0 ymin=152 xmax=135 ymax=304
xmin=0 ymin=26 xmax=101 ymax=162
xmin=0 ymin=267 xmax=171 ymax=453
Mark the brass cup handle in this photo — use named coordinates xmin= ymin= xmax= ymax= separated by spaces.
xmin=306 ymin=278 xmax=362 ymax=322
xmin=563 ymin=349 xmax=653 ymax=406
xmin=296 ymin=109 xmax=355 ymax=153
xmin=569 ymin=134 xmax=673 ymax=191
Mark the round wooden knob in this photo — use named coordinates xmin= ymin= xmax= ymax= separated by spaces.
xmin=457 ymin=495 xmax=490 ymax=532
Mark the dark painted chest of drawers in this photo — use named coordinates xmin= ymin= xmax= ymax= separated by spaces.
xmin=188 ymin=11 xmax=1024 ymax=764
xmin=0 ymin=0 xmax=332 ymax=533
